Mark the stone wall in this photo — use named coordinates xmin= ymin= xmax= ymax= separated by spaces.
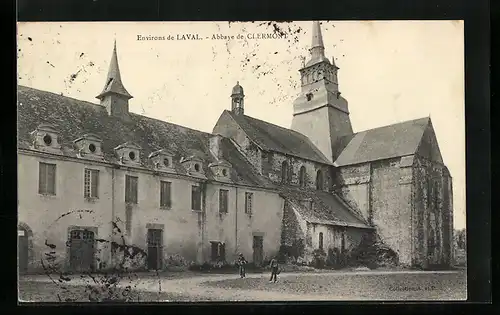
xmin=412 ymin=156 xmax=453 ymax=268
xmin=369 ymin=158 xmax=413 ymax=266
xmin=18 ymin=151 xmax=284 ymax=273
xmin=264 ymin=152 xmax=331 ymax=191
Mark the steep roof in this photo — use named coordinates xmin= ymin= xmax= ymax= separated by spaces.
xmin=279 ymin=186 xmax=372 ymax=229
xmin=96 ymin=41 xmax=132 ymax=100
xmin=333 ymin=117 xmax=431 ymax=167
xmin=224 ymin=110 xmax=332 ymax=165
xmin=17 ymin=85 xmax=274 ymax=189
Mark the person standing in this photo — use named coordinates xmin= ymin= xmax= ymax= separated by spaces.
xmin=269 ymin=257 xmax=279 ymax=283
xmin=237 ymin=253 xmax=247 ymax=278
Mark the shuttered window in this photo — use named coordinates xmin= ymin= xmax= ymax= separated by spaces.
xmin=191 ymin=185 xmax=201 ymax=211
xmin=245 ymin=192 xmax=253 ymax=214
xmin=125 ymin=175 xmax=138 ymax=204
xmin=219 ymin=189 xmax=228 ymax=213
xmin=39 ymin=162 xmax=56 ymax=195
xmin=84 ymin=169 xmax=99 ymax=198
xmin=160 ymin=181 xmax=172 ymax=209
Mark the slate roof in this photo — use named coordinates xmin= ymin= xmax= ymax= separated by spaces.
xmin=17 ymin=85 xmax=274 ymax=189
xmin=333 ymin=117 xmax=430 ymax=167
xmin=279 ymin=186 xmax=372 ymax=229
xmin=225 ymin=110 xmax=332 ymax=165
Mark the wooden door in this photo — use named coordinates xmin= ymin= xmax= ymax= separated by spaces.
xmin=69 ymin=230 xmax=95 ymax=272
xmin=18 ymin=229 xmax=28 ymax=273
xmin=147 ymin=229 xmax=163 ymax=270
xmin=253 ymin=236 xmax=263 ymax=266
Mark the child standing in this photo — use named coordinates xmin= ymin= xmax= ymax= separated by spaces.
xmin=269 ymin=258 xmax=279 ymax=283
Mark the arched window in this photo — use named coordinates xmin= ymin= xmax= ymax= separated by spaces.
xmin=299 ymin=166 xmax=306 ymax=188
xmin=341 ymin=232 xmax=346 ymax=252
xmin=316 ymin=170 xmax=324 ymax=190
xmin=318 ymin=232 xmax=324 ymax=251
xmin=281 ymin=161 xmax=289 ymax=184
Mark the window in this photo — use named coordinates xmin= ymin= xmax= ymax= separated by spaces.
xmin=299 ymin=166 xmax=306 ymax=188
xmin=245 ymin=192 xmax=253 ymax=214
xmin=43 ymin=134 xmax=52 ymax=145
xmin=219 ymin=189 xmax=228 ymax=213
xmin=84 ymin=169 xmax=99 ymax=199
xmin=125 ymin=175 xmax=138 ymax=204
xmin=38 ymin=162 xmax=56 ymax=195
xmin=316 ymin=170 xmax=324 ymax=190
xmin=191 ymin=185 xmax=202 ymax=211
xmin=281 ymin=161 xmax=290 ymax=184
xmin=160 ymin=181 xmax=172 ymax=209
xmin=319 ymin=232 xmax=324 ymax=250
xmin=210 ymin=241 xmax=226 ymax=262
xmin=341 ymin=232 xmax=346 ymax=252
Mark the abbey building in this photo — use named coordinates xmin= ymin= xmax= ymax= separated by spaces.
xmin=17 ymin=22 xmax=453 ymax=273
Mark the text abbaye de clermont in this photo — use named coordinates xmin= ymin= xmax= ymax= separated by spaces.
xmin=137 ymin=33 xmax=287 ymax=41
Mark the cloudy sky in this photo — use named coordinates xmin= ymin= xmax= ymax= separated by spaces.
xmin=17 ymin=21 xmax=465 ymax=229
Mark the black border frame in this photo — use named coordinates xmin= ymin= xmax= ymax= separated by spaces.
xmin=8 ymin=0 xmax=491 ymax=313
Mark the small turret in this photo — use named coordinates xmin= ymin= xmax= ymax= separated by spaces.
xmin=96 ymin=40 xmax=133 ymax=120
xmin=231 ymin=81 xmax=245 ymax=115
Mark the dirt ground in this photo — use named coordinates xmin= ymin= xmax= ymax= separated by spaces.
xmin=19 ymin=269 xmax=467 ymax=302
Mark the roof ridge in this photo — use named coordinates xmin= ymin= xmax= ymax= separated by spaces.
xmin=354 ymin=116 xmax=430 ymax=134
xmin=18 ymin=85 xmax=105 ymax=108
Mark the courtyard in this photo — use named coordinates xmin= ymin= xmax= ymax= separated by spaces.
xmin=19 ymin=268 xmax=467 ymax=302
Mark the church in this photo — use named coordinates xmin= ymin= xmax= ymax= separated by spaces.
xmin=17 ymin=22 xmax=454 ymax=273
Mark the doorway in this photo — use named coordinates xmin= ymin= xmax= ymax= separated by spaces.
xmin=18 ymin=228 xmax=29 ymax=273
xmin=147 ymin=229 xmax=163 ymax=270
xmin=69 ymin=229 xmax=95 ymax=272
xmin=253 ymin=235 xmax=263 ymax=266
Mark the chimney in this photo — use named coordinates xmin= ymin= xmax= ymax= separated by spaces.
xmin=209 ymin=134 xmax=224 ymax=160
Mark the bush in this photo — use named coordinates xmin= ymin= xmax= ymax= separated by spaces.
xmin=347 ymin=233 xmax=399 ymax=269
xmin=165 ymin=254 xmax=190 ymax=268
xmin=188 ymin=260 xmax=236 ymax=272
xmin=310 ymin=249 xmax=327 ymax=269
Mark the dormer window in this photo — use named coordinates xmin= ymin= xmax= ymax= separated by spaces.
xmin=30 ymin=123 xmax=62 ymax=152
xmin=148 ymin=149 xmax=175 ymax=172
xmin=43 ymin=134 xmax=52 ymax=145
xmin=209 ymin=160 xmax=232 ymax=182
xmin=114 ymin=142 xmax=142 ymax=166
xmin=74 ymin=133 xmax=104 ymax=159
xmin=180 ymin=153 xmax=206 ymax=178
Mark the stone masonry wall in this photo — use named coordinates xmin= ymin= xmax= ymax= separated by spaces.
xmin=264 ymin=152 xmax=331 ymax=191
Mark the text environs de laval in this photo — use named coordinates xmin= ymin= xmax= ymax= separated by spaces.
xmin=137 ymin=33 xmax=288 ymax=41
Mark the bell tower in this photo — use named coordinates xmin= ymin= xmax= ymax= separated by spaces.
xmin=96 ymin=40 xmax=133 ymax=121
xmin=291 ymin=21 xmax=353 ymax=163
xmin=231 ymin=81 xmax=245 ymax=116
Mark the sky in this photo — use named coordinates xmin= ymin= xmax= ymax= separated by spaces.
xmin=17 ymin=21 xmax=466 ymax=229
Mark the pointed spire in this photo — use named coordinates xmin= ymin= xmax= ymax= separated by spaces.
xmin=305 ymin=21 xmax=330 ymax=67
xmin=311 ymin=21 xmax=324 ymax=49
xmin=96 ymin=40 xmax=133 ymax=100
